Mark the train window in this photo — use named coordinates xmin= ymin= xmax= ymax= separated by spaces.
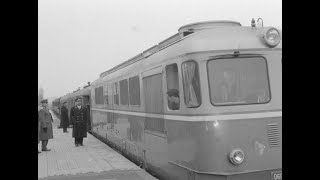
xmin=120 ymin=79 xmax=129 ymax=105
xmin=113 ymin=82 xmax=119 ymax=105
xmin=108 ymin=83 xmax=113 ymax=105
xmin=95 ymin=86 xmax=104 ymax=105
xmin=129 ymin=76 xmax=141 ymax=105
xmin=104 ymin=84 xmax=108 ymax=105
xmin=143 ymin=74 xmax=163 ymax=113
xmin=166 ymin=64 xmax=180 ymax=110
xmin=182 ymin=61 xmax=201 ymax=107
xmin=207 ymin=57 xmax=271 ymax=106
xmin=143 ymin=74 xmax=164 ymax=133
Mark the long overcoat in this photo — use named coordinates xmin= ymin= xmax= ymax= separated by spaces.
xmin=38 ymin=107 xmax=54 ymax=140
xmin=38 ymin=113 xmax=40 ymax=143
xmin=60 ymin=106 xmax=69 ymax=128
xmin=70 ymin=106 xmax=89 ymax=138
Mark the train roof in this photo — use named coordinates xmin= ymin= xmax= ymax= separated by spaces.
xmin=98 ymin=20 xmax=281 ymax=80
xmin=60 ymin=85 xmax=91 ymax=101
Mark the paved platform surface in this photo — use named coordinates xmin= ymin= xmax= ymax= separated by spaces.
xmin=38 ymin=110 xmax=157 ymax=180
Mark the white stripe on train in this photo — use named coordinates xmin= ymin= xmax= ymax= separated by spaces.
xmin=91 ymin=108 xmax=282 ymax=121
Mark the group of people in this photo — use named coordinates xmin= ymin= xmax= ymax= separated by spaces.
xmin=38 ymin=97 xmax=90 ymax=153
xmin=37 ymin=90 xmax=179 ymax=154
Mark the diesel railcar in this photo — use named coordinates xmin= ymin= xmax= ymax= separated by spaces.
xmin=90 ymin=20 xmax=282 ymax=180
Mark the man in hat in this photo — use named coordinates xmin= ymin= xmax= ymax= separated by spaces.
xmin=60 ymin=102 xmax=69 ymax=133
xmin=38 ymin=99 xmax=54 ymax=151
xmin=70 ymin=97 xmax=89 ymax=147
xmin=167 ymin=89 xmax=180 ymax=110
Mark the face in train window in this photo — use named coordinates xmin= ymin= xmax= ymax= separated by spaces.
xmin=207 ymin=57 xmax=271 ymax=106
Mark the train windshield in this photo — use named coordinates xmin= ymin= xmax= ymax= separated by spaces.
xmin=207 ymin=56 xmax=271 ymax=106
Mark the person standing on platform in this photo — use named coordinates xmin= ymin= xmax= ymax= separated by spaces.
xmin=70 ymin=97 xmax=89 ymax=147
xmin=60 ymin=102 xmax=69 ymax=133
xmin=38 ymin=99 xmax=53 ymax=151
xmin=38 ymin=112 xmax=41 ymax=153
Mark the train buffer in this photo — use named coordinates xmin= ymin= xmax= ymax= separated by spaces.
xmin=38 ymin=113 xmax=157 ymax=180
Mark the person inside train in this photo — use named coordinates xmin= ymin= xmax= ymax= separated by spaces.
xmin=167 ymin=89 xmax=180 ymax=110
xmin=216 ymin=69 xmax=238 ymax=104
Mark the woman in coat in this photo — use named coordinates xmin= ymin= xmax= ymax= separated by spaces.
xmin=38 ymin=99 xmax=53 ymax=151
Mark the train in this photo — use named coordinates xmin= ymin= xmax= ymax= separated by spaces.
xmin=52 ymin=98 xmax=61 ymax=116
xmin=53 ymin=20 xmax=282 ymax=180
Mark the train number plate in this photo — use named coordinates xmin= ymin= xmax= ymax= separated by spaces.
xmin=271 ymin=171 xmax=282 ymax=180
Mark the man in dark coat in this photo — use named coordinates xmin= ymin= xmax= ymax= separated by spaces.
xmin=70 ymin=97 xmax=89 ymax=147
xmin=60 ymin=102 xmax=69 ymax=133
xmin=38 ymin=99 xmax=54 ymax=151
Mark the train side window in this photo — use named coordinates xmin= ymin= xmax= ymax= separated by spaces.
xmin=95 ymin=86 xmax=104 ymax=105
xmin=129 ymin=75 xmax=141 ymax=105
xmin=104 ymin=84 xmax=108 ymax=105
xmin=113 ymin=82 xmax=119 ymax=105
xmin=166 ymin=63 xmax=180 ymax=110
xmin=107 ymin=83 xmax=113 ymax=105
xmin=182 ymin=60 xmax=201 ymax=107
xmin=120 ymin=79 xmax=129 ymax=105
xmin=143 ymin=73 xmax=164 ymax=133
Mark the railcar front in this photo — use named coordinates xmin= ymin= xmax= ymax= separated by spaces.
xmin=165 ymin=24 xmax=282 ymax=180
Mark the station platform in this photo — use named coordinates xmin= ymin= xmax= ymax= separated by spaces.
xmin=38 ymin=110 xmax=157 ymax=180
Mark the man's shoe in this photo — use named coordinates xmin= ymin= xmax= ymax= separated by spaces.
xmin=42 ymin=148 xmax=51 ymax=151
xmin=38 ymin=151 xmax=41 ymax=154
xmin=75 ymin=144 xmax=79 ymax=147
xmin=80 ymin=144 xmax=83 ymax=146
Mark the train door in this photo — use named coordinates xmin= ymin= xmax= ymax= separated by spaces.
xmin=106 ymin=82 xmax=113 ymax=137
xmin=142 ymin=66 xmax=168 ymax=170
xmin=108 ymin=81 xmax=118 ymax=142
xmin=83 ymin=95 xmax=91 ymax=131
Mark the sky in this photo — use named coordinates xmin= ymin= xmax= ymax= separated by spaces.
xmin=38 ymin=0 xmax=282 ymax=99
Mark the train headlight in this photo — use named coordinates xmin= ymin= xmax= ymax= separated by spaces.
xmin=263 ymin=27 xmax=281 ymax=47
xmin=229 ymin=148 xmax=244 ymax=165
